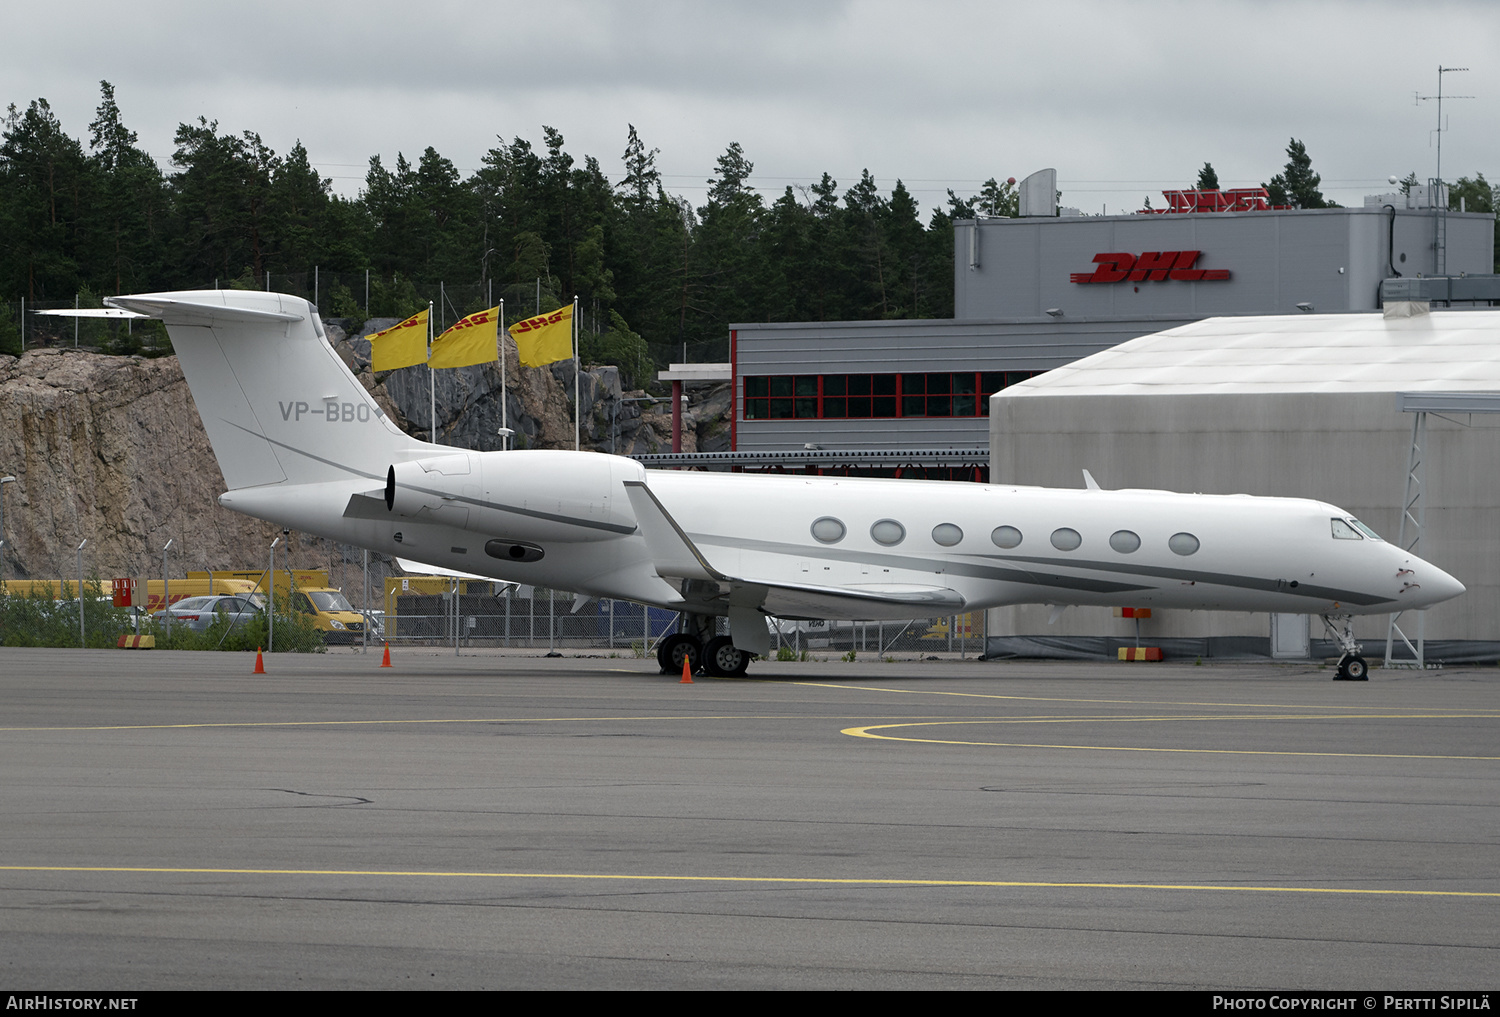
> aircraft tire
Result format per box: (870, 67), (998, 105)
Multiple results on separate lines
(1344, 655), (1369, 681)
(657, 634), (700, 675)
(703, 636), (750, 677)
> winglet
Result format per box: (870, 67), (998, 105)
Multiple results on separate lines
(621, 481), (724, 582)
(1082, 469), (1102, 491)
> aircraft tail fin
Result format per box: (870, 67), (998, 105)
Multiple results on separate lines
(109, 290), (429, 490)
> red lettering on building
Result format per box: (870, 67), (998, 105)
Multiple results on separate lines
(1071, 250), (1230, 284)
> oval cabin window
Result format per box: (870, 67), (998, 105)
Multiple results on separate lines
(1168, 532), (1200, 556)
(810, 517), (846, 544)
(991, 525), (1023, 549)
(932, 523), (963, 546)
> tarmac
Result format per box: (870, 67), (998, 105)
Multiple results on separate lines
(0, 645), (1496, 990)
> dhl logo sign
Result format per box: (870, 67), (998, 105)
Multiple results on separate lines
(511, 305), (573, 333)
(1070, 251), (1230, 284)
(452, 310), (493, 329)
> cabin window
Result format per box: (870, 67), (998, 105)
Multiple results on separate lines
(1109, 530), (1141, 553)
(1168, 532), (1200, 556)
(1330, 518), (1362, 540)
(871, 519), (906, 546)
(1050, 527), (1082, 551)
(991, 525), (1023, 549)
(932, 523), (963, 546)
(810, 517), (846, 544)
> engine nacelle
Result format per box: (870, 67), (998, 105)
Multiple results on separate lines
(386, 450), (644, 542)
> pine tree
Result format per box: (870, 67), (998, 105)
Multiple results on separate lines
(1196, 162), (1219, 190)
(1264, 139), (1332, 209)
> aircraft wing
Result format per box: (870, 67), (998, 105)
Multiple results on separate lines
(621, 480), (965, 618)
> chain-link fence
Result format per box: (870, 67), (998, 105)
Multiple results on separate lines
(382, 582), (984, 657)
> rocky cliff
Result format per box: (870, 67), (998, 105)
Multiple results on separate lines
(0, 326), (729, 599)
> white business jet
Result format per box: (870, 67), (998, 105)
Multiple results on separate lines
(106, 290), (1464, 681)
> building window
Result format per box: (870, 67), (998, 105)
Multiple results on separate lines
(742, 371), (1042, 420)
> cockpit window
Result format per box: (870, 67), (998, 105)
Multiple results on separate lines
(1330, 518), (1362, 540)
(1348, 518), (1383, 542)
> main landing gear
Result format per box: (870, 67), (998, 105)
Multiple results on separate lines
(1320, 614), (1369, 682)
(656, 615), (753, 677)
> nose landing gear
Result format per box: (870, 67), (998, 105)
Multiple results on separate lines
(1321, 614), (1369, 681)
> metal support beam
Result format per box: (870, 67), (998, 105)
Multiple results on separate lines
(1385, 411), (1427, 669)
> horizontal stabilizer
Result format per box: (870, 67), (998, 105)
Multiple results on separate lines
(106, 295), (303, 326)
(32, 307), (146, 319)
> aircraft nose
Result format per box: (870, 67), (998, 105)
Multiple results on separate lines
(1397, 557), (1465, 608)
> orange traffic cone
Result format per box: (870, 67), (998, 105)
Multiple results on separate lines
(680, 654), (694, 684)
(380, 642), (392, 668)
(254, 647), (265, 674)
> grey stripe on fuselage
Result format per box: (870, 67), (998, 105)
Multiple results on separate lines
(688, 534), (1151, 596)
(986, 553), (1391, 607)
(689, 533), (1389, 605)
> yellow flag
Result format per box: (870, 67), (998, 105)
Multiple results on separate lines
(367, 309), (429, 371)
(510, 304), (574, 368)
(430, 306), (499, 369)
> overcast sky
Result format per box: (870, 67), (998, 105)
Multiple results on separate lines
(6, 0), (1499, 217)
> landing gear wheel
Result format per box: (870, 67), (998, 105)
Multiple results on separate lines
(1338, 657), (1374, 681)
(702, 635), (751, 677)
(1322, 615), (1367, 683)
(657, 634), (700, 676)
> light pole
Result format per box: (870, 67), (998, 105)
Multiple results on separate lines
(269, 535), (281, 653)
(76, 539), (87, 647)
(161, 538), (173, 638)
(0, 475), (16, 583)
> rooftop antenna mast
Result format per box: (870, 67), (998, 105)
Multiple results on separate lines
(1415, 65), (1473, 190)
(1414, 65), (1473, 275)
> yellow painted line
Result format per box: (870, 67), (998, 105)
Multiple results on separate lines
(856, 712), (1500, 725)
(843, 721), (1500, 760)
(0, 714), (802, 733)
(794, 680), (1500, 715)
(1, 864), (1496, 899)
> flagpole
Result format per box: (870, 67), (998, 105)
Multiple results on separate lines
(572, 295), (580, 451)
(428, 300), (436, 444)
(499, 298), (508, 451)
